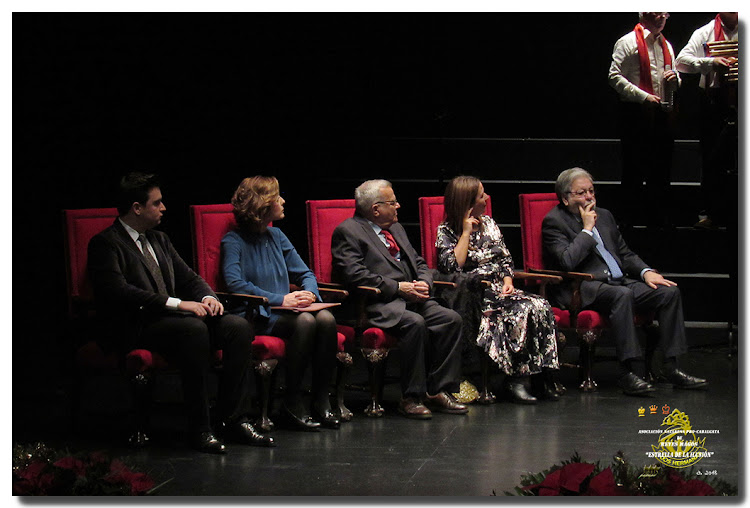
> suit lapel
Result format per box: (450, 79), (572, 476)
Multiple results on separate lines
(112, 220), (171, 294)
(354, 216), (402, 271)
(560, 208), (609, 265)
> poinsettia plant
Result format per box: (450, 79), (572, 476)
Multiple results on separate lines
(501, 451), (737, 496)
(13, 442), (157, 496)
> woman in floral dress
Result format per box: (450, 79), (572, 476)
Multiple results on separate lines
(436, 176), (560, 404)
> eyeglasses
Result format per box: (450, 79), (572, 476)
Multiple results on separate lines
(375, 200), (399, 206)
(568, 188), (595, 197)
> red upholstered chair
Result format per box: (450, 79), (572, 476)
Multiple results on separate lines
(306, 199), (399, 417)
(518, 193), (654, 391)
(417, 196), (563, 402)
(63, 208), (186, 447)
(190, 204), (351, 428)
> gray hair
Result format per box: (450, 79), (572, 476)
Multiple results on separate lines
(555, 167), (594, 203)
(354, 179), (392, 216)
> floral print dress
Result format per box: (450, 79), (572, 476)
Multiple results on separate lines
(436, 215), (559, 376)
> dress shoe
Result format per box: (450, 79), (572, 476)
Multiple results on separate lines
(617, 372), (656, 396)
(507, 381), (537, 404)
(424, 391), (469, 414)
(657, 369), (708, 390)
(531, 374), (560, 401)
(226, 421), (275, 447)
(191, 432), (227, 455)
(279, 405), (321, 432)
(535, 383), (560, 401)
(397, 397), (432, 419)
(311, 406), (341, 429)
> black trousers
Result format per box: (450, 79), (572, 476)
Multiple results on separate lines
(386, 299), (463, 397)
(618, 101), (675, 226)
(586, 279), (687, 362)
(141, 313), (254, 433)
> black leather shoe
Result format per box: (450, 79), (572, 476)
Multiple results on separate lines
(618, 372), (656, 396)
(191, 432), (227, 454)
(311, 407), (341, 429)
(507, 382), (537, 404)
(280, 405), (321, 432)
(657, 369), (709, 390)
(537, 383), (560, 401)
(226, 421), (275, 447)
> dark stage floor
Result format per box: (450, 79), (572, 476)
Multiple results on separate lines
(13, 342), (740, 497)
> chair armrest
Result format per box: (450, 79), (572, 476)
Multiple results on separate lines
(514, 271), (563, 283)
(433, 280), (457, 289)
(528, 268), (594, 281)
(215, 291), (269, 307)
(319, 287), (349, 303)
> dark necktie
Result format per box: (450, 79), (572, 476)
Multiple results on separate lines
(381, 229), (400, 258)
(138, 234), (169, 295)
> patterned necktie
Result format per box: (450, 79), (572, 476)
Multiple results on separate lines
(138, 234), (169, 295)
(591, 228), (624, 280)
(381, 229), (400, 258)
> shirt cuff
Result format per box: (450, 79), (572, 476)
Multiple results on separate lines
(582, 229), (593, 236)
(166, 297), (181, 310)
(640, 268), (654, 280)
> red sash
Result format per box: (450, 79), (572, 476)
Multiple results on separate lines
(713, 14), (726, 41)
(634, 23), (673, 94)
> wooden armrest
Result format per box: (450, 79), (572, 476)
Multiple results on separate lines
(528, 268), (594, 281)
(354, 285), (381, 296)
(434, 280), (457, 289)
(318, 282), (346, 290)
(319, 287), (349, 302)
(514, 271), (563, 283)
(215, 291), (269, 307)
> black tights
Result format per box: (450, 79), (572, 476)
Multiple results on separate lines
(268, 309), (338, 415)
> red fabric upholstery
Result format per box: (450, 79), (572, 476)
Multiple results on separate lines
(336, 325), (355, 351)
(576, 310), (606, 330)
(417, 195), (492, 270)
(251, 335), (287, 360)
(361, 327), (399, 350)
(305, 199), (357, 283)
(552, 307), (570, 328)
(518, 193), (558, 272)
(190, 204), (285, 360)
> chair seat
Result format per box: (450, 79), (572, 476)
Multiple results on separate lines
(336, 325), (355, 351)
(251, 336), (286, 361)
(553, 308), (654, 330)
(361, 327), (398, 350)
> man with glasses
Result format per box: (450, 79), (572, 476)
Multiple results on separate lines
(542, 168), (707, 396)
(331, 179), (467, 419)
(608, 12), (680, 232)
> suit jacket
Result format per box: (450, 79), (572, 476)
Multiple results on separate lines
(87, 219), (216, 352)
(331, 215), (433, 329)
(542, 204), (648, 309)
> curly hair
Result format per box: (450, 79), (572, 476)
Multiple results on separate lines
(230, 176), (280, 232)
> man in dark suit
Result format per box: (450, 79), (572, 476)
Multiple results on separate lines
(87, 172), (274, 453)
(542, 167), (707, 395)
(331, 179), (467, 419)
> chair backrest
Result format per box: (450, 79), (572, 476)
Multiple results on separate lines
(63, 208), (119, 315)
(518, 193), (559, 272)
(305, 199), (356, 283)
(190, 203), (236, 291)
(417, 195), (492, 270)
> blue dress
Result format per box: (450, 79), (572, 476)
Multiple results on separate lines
(221, 227), (321, 334)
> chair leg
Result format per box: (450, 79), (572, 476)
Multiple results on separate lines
(128, 372), (153, 447)
(362, 348), (387, 417)
(578, 330), (599, 392)
(476, 351), (496, 405)
(253, 359), (278, 432)
(335, 352), (353, 422)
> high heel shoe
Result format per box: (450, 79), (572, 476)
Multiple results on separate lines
(311, 406), (340, 429)
(279, 404), (321, 432)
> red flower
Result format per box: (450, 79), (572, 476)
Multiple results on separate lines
(523, 462), (596, 495)
(53, 456), (87, 477)
(584, 467), (626, 496)
(104, 459), (154, 495)
(665, 472), (715, 496)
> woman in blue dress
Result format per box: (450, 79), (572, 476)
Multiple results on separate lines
(222, 176), (340, 430)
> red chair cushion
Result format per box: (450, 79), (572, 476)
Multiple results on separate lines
(518, 193), (558, 272)
(305, 200), (357, 283)
(552, 307), (570, 328)
(251, 335), (286, 361)
(361, 327), (398, 350)
(576, 310), (606, 329)
(336, 325), (355, 351)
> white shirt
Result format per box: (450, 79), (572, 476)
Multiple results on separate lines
(609, 26), (680, 103)
(676, 18), (738, 89)
(118, 218), (182, 310)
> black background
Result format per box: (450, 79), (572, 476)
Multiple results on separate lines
(13, 12), (716, 357)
